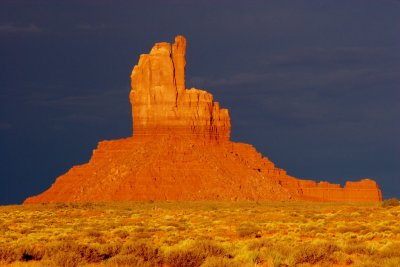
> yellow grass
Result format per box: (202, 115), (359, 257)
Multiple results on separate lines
(0, 201), (399, 266)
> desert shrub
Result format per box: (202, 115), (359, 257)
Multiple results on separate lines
(46, 241), (105, 263)
(134, 226), (145, 233)
(252, 241), (293, 267)
(345, 257), (354, 265)
(166, 240), (226, 267)
(79, 244), (106, 262)
(134, 231), (154, 239)
(193, 240), (226, 257)
(101, 242), (122, 258)
(120, 240), (163, 265)
(52, 251), (82, 267)
(293, 242), (339, 265)
(167, 249), (209, 267)
(86, 229), (103, 238)
(0, 243), (47, 263)
(106, 254), (152, 267)
(0, 245), (20, 263)
(382, 198), (400, 208)
(4, 202), (400, 266)
(200, 256), (239, 267)
(80, 202), (96, 209)
(376, 225), (392, 232)
(300, 224), (319, 233)
(248, 238), (274, 250)
(113, 229), (130, 239)
(45, 241), (74, 256)
(337, 224), (365, 233)
(380, 257), (400, 267)
(55, 202), (68, 209)
(354, 261), (384, 267)
(166, 221), (181, 228)
(344, 243), (374, 255)
(19, 244), (46, 261)
(378, 242), (400, 258)
(257, 248), (289, 267)
(236, 223), (261, 238)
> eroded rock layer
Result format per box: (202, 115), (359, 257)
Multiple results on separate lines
(130, 36), (230, 141)
(24, 36), (382, 203)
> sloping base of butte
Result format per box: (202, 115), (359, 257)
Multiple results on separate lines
(25, 36), (382, 203)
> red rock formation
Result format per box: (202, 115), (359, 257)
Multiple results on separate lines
(130, 36), (230, 141)
(24, 36), (382, 204)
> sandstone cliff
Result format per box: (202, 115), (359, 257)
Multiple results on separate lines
(130, 36), (230, 141)
(24, 36), (382, 203)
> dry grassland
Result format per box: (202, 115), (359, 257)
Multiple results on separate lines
(0, 201), (399, 266)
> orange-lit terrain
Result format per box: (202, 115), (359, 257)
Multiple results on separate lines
(24, 36), (382, 204)
(2, 0), (399, 265)
(0, 36), (397, 267)
(0, 201), (399, 266)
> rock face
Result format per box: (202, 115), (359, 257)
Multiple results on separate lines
(24, 36), (382, 204)
(130, 36), (230, 141)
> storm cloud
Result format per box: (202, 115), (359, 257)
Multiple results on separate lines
(0, 0), (399, 204)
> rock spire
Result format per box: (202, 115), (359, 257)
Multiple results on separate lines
(24, 36), (382, 204)
(130, 35), (230, 141)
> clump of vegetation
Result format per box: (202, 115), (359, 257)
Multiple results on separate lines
(248, 238), (274, 250)
(293, 242), (339, 265)
(52, 251), (83, 267)
(0, 201), (399, 266)
(344, 242), (374, 255)
(0, 244), (23, 263)
(236, 223), (261, 238)
(378, 242), (400, 258)
(382, 198), (400, 208)
(166, 240), (226, 267)
(201, 256), (240, 267)
(107, 254), (153, 267)
(120, 240), (163, 265)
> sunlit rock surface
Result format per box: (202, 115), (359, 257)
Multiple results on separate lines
(24, 36), (382, 203)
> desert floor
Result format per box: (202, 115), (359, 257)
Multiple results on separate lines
(0, 201), (399, 266)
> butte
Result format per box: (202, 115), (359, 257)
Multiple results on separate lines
(24, 36), (382, 203)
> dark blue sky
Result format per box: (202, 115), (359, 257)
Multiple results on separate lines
(0, 1), (399, 204)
